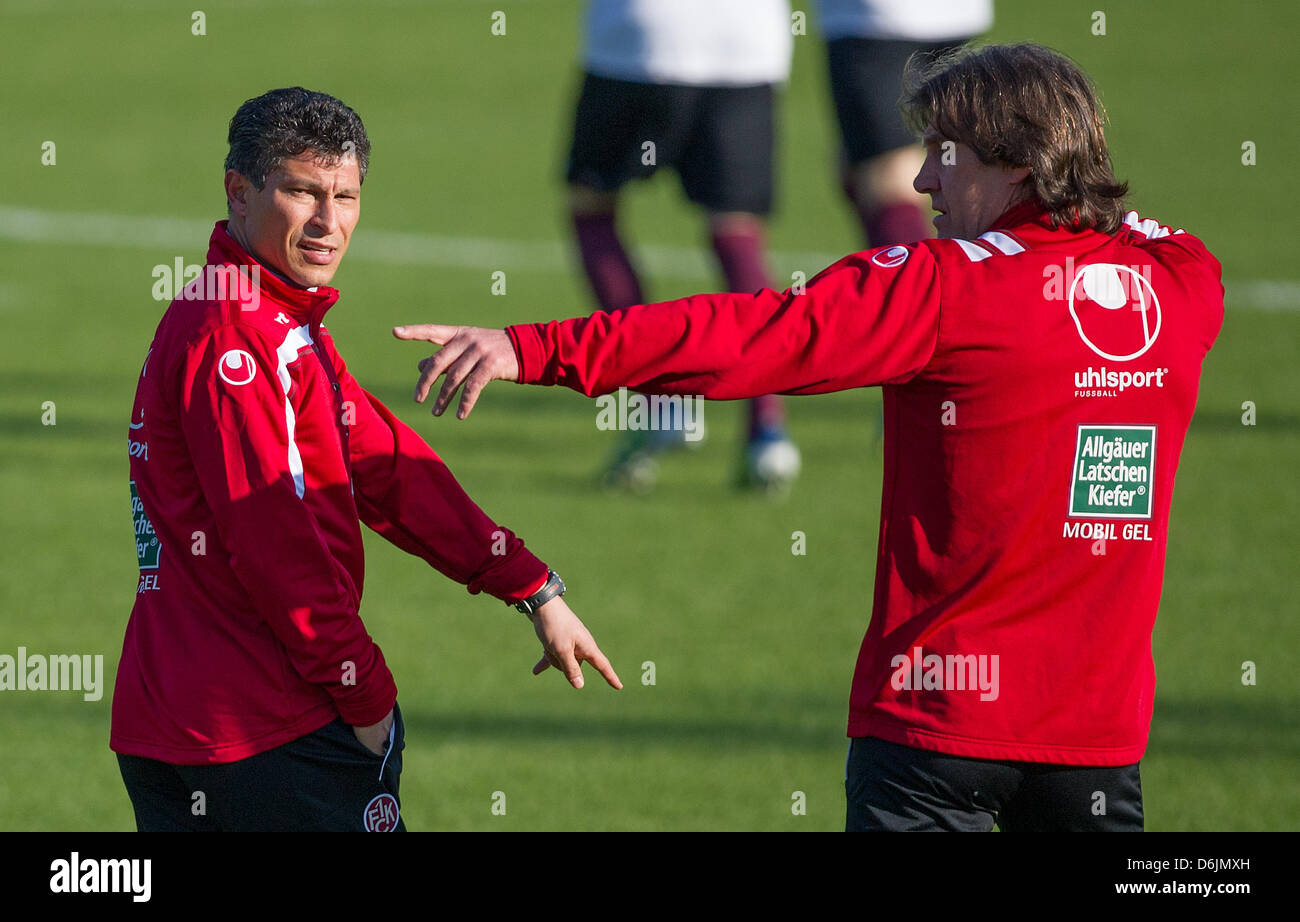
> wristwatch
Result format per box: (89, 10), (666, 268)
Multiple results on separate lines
(514, 569), (565, 618)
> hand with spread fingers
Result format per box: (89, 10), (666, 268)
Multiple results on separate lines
(527, 596), (622, 691)
(393, 324), (518, 419)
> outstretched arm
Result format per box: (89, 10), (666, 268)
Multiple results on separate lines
(393, 242), (943, 418)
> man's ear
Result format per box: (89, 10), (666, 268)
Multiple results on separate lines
(224, 169), (250, 217)
(1004, 164), (1032, 187)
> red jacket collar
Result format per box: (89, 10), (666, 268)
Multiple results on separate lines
(988, 199), (1054, 233)
(986, 198), (1109, 250)
(207, 221), (339, 323)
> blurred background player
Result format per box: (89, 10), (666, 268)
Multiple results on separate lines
(820, 0), (991, 444)
(820, 0), (992, 248)
(565, 0), (800, 493)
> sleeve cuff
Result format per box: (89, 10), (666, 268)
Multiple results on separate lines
(331, 650), (398, 726)
(520, 571), (550, 599)
(467, 546), (550, 605)
(506, 323), (546, 385)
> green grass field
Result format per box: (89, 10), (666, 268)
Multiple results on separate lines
(1, 0), (1296, 831)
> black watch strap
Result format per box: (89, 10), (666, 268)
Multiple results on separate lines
(515, 569), (565, 617)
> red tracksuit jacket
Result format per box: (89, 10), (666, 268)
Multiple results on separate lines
(114, 222), (548, 764)
(507, 201), (1223, 765)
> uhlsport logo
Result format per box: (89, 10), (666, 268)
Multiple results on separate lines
(363, 793), (400, 831)
(217, 349), (257, 386)
(1068, 262), (1161, 361)
(871, 245), (909, 268)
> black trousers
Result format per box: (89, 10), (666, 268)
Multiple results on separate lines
(117, 702), (406, 831)
(845, 736), (1143, 832)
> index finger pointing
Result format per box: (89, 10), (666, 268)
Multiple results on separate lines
(586, 648), (623, 690)
(393, 323), (459, 345)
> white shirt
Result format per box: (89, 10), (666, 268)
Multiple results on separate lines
(817, 0), (993, 41)
(583, 0), (793, 86)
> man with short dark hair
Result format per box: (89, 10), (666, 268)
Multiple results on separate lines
(113, 87), (621, 832)
(395, 44), (1224, 831)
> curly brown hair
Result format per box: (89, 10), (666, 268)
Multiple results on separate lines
(900, 43), (1129, 233)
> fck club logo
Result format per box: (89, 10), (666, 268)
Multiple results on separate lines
(1067, 263), (1162, 361)
(217, 349), (257, 386)
(363, 793), (399, 832)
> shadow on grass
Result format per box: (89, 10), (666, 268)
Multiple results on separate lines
(21, 688), (1293, 766)
(402, 702), (845, 754)
(1148, 694), (1298, 758)
(398, 693), (1300, 760)
(1188, 408), (1300, 432)
(0, 412), (129, 443)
